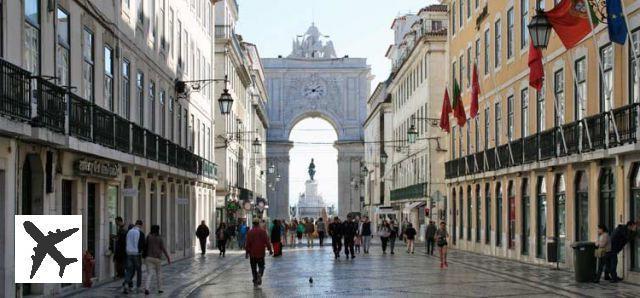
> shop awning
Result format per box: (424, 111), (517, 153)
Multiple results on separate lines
(402, 201), (426, 214)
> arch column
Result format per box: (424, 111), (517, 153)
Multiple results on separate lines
(266, 141), (293, 219)
(335, 141), (364, 218)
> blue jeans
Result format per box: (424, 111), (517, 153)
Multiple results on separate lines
(124, 255), (142, 288)
(238, 234), (246, 248)
(607, 251), (619, 280)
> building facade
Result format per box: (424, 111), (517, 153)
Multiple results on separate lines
(0, 0), (218, 296)
(443, 0), (640, 281)
(365, 5), (448, 234)
(214, 0), (268, 228)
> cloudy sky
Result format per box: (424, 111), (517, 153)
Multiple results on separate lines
(237, 0), (438, 207)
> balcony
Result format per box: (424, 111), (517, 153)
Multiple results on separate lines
(145, 130), (157, 160)
(33, 78), (66, 133)
(93, 104), (115, 148)
(68, 93), (91, 140)
(445, 103), (640, 180)
(115, 116), (130, 153)
(131, 124), (145, 156)
(157, 138), (168, 164)
(390, 182), (427, 201)
(0, 59), (31, 121)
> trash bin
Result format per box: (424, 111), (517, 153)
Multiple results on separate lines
(571, 241), (596, 282)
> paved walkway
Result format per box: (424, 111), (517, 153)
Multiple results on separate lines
(67, 241), (640, 297)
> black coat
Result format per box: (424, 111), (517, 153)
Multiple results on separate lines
(610, 225), (632, 254)
(342, 221), (358, 238)
(328, 222), (343, 238)
(114, 226), (127, 260)
(361, 222), (372, 236)
(196, 224), (210, 239)
(271, 225), (281, 243)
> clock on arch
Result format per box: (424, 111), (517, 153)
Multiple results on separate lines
(302, 79), (327, 99)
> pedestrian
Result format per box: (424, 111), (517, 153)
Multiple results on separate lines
(389, 220), (399, 254)
(328, 217), (343, 259)
(316, 217), (326, 246)
(216, 222), (229, 257)
(378, 220), (391, 254)
(360, 216), (372, 254)
(435, 221), (450, 268)
(144, 225), (171, 295)
(296, 220), (305, 244)
(226, 222), (236, 250)
(425, 221), (437, 256)
(305, 218), (315, 247)
(238, 219), (248, 249)
(343, 215), (358, 259)
(113, 216), (127, 278)
(401, 219), (409, 243)
(123, 220), (145, 294)
(607, 221), (637, 282)
(289, 219), (298, 247)
(246, 219), (273, 287)
(593, 224), (611, 283)
(405, 223), (417, 254)
(195, 220), (210, 255)
(270, 219), (282, 257)
(281, 220), (288, 247)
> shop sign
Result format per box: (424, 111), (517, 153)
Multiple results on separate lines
(122, 188), (138, 197)
(75, 159), (120, 178)
(177, 197), (189, 205)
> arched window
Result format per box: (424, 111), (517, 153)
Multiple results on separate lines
(536, 176), (547, 259)
(459, 187), (464, 240)
(452, 188), (457, 244)
(467, 186), (472, 241)
(599, 168), (615, 232)
(630, 164), (640, 271)
(476, 185), (482, 243)
(575, 171), (589, 241)
(522, 178), (530, 255)
(485, 183), (491, 244)
(554, 174), (566, 263)
(496, 182), (503, 247)
(508, 181), (516, 249)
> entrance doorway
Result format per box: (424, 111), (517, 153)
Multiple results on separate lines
(21, 154), (44, 215)
(87, 183), (97, 263)
(599, 168), (615, 233)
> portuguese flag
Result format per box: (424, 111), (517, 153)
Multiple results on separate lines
(439, 88), (452, 133)
(452, 79), (466, 127)
(545, 0), (593, 49)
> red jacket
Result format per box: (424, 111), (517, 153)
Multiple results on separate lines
(246, 227), (272, 258)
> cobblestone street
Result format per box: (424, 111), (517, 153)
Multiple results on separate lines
(66, 240), (640, 297)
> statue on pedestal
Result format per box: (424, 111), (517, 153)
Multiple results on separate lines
(308, 158), (316, 181)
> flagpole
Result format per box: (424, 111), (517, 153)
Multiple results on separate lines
(620, 0), (640, 105)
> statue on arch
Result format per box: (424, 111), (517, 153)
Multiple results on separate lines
(308, 158), (316, 181)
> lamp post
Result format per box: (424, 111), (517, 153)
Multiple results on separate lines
(380, 150), (388, 164)
(407, 124), (419, 144)
(528, 10), (552, 49)
(252, 138), (262, 154)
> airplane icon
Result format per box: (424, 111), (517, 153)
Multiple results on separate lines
(23, 221), (79, 279)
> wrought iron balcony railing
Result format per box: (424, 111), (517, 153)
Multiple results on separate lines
(131, 124), (146, 157)
(115, 116), (130, 153)
(33, 78), (66, 133)
(68, 93), (92, 140)
(93, 104), (115, 148)
(0, 59), (31, 121)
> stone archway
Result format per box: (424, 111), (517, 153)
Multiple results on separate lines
(263, 24), (371, 219)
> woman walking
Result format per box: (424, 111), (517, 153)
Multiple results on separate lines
(593, 224), (611, 283)
(435, 221), (450, 268)
(378, 221), (391, 254)
(296, 220), (305, 245)
(216, 223), (229, 257)
(405, 223), (417, 254)
(389, 220), (399, 254)
(144, 225), (171, 295)
(271, 219), (283, 257)
(289, 219), (298, 247)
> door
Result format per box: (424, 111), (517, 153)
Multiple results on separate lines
(599, 168), (615, 232)
(87, 183), (97, 273)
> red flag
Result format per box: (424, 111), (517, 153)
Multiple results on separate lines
(545, 0), (593, 49)
(470, 64), (480, 118)
(452, 79), (466, 127)
(528, 43), (544, 91)
(439, 88), (452, 133)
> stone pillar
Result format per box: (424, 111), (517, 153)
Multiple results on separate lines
(266, 142), (293, 220)
(335, 141), (364, 218)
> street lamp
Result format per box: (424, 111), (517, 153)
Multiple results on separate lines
(218, 88), (233, 115)
(407, 124), (418, 144)
(361, 165), (368, 176)
(276, 173), (281, 182)
(252, 138), (262, 154)
(528, 10), (552, 49)
(268, 163), (275, 174)
(380, 150), (388, 164)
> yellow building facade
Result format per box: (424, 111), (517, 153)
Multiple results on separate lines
(443, 0), (640, 280)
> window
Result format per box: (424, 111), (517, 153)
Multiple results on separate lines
(122, 59), (131, 119)
(137, 71), (144, 125)
(475, 39), (481, 69)
(484, 106), (490, 148)
(630, 30), (639, 104)
(452, 3), (456, 34)
(508, 181), (516, 249)
(537, 85), (545, 132)
(485, 184), (491, 244)
(160, 90), (165, 136)
(495, 19), (502, 67)
(495, 102), (502, 145)
(184, 30), (189, 73)
(452, 128), (456, 158)
(467, 186), (472, 241)
(150, 0), (156, 41)
(169, 96), (174, 141)
(599, 168), (615, 236)
(630, 165), (640, 270)
(149, 81), (156, 131)
(459, 55), (464, 91)
(56, 8), (70, 87)
(432, 20), (443, 31)
(536, 176), (547, 259)
(467, 0), (471, 19)
(467, 47), (472, 87)
(521, 0), (529, 49)
(476, 185), (481, 243)
(496, 182), (503, 247)
(600, 44), (613, 112)
(484, 29), (490, 75)
(522, 178), (530, 255)
(452, 61), (457, 88)
(453, 189), (458, 243)
(169, 9), (174, 56)
(82, 29), (94, 102)
(554, 69), (565, 125)
(521, 88), (529, 137)
(459, 187), (464, 240)
(136, 0), (143, 25)
(507, 8), (514, 59)
(177, 104), (182, 144)
(573, 59), (587, 122)
(507, 96), (514, 141)
(575, 171), (589, 241)
(160, 1), (165, 50)
(24, 0), (40, 74)
(466, 118), (471, 154)
(104, 46), (114, 110)
(178, 20), (183, 66)
(554, 174), (566, 263)
(475, 118), (480, 154)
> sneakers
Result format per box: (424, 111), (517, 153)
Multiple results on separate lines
(257, 276), (262, 285)
(144, 289), (150, 295)
(391, 251), (395, 255)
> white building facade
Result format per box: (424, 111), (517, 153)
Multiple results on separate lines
(0, 0), (218, 295)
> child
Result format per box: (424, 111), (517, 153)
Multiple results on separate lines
(354, 235), (362, 254)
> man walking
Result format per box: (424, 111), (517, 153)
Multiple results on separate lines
(425, 221), (437, 256)
(238, 219), (248, 249)
(123, 220), (145, 294)
(316, 217), (326, 246)
(113, 216), (127, 278)
(328, 217), (343, 259)
(195, 220), (210, 255)
(608, 221), (637, 282)
(305, 218), (315, 247)
(246, 219), (273, 287)
(343, 215), (358, 259)
(360, 216), (372, 254)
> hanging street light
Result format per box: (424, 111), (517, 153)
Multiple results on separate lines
(268, 163), (275, 174)
(407, 124), (418, 144)
(252, 138), (262, 154)
(218, 88), (233, 115)
(380, 150), (388, 164)
(361, 165), (368, 176)
(276, 173), (281, 182)
(528, 10), (552, 49)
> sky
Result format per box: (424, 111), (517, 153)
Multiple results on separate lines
(236, 0), (438, 208)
